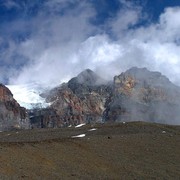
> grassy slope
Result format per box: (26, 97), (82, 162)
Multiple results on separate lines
(0, 122), (180, 180)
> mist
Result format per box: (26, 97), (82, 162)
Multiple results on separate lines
(0, 0), (180, 87)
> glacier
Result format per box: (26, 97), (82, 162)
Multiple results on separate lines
(7, 83), (51, 109)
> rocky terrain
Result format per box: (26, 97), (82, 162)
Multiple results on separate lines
(105, 67), (180, 124)
(1, 67), (180, 130)
(31, 69), (113, 128)
(0, 84), (29, 131)
(29, 67), (180, 128)
(0, 122), (179, 179)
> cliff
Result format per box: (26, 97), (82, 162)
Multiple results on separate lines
(0, 84), (30, 131)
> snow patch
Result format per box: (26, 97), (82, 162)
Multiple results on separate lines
(72, 134), (86, 138)
(75, 123), (86, 128)
(88, 128), (97, 131)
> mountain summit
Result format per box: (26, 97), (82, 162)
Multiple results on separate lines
(105, 67), (180, 124)
(4, 67), (180, 129)
(68, 69), (106, 86)
(67, 69), (108, 96)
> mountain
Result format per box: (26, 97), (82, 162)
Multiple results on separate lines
(69, 69), (105, 86)
(104, 67), (180, 124)
(0, 84), (30, 131)
(37, 69), (112, 128)
(5, 67), (180, 129)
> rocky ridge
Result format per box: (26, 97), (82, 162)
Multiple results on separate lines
(32, 69), (112, 128)
(29, 67), (180, 128)
(1, 67), (180, 130)
(105, 67), (180, 124)
(0, 84), (30, 131)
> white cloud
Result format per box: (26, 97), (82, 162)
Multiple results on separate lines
(2, 0), (20, 9)
(2, 1), (180, 87)
(159, 7), (180, 43)
(8, 0), (96, 85)
(109, 3), (142, 36)
(79, 35), (123, 64)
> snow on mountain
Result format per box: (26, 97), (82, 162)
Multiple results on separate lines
(72, 134), (86, 138)
(75, 123), (86, 128)
(7, 83), (51, 109)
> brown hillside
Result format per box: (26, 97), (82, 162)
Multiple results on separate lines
(0, 122), (179, 179)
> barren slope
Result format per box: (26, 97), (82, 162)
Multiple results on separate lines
(0, 122), (179, 179)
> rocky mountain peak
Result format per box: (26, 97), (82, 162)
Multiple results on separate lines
(122, 67), (179, 99)
(67, 69), (108, 96)
(122, 67), (171, 87)
(68, 69), (105, 87)
(104, 67), (180, 124)
(7, 67), (180, 129)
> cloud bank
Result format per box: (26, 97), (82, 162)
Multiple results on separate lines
(0, 0), (180, 86)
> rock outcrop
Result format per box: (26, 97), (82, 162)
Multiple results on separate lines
(0, 84), (30, 131)
(105, 67), (180, 124)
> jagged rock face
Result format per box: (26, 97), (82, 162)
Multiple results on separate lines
(0, 84), (30, 131)
(105, 67), (180, 124)
(36, 69), (112, 127)
(68, 69), (107, 95)
(30, 67), (180, 127)
(29, 108), (60, 128)
(52, 71), (111, 126)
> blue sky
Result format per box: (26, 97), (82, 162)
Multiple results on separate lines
(0, 0), (180, 85)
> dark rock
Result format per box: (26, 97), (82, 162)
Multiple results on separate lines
(29, 108), (61, 128)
